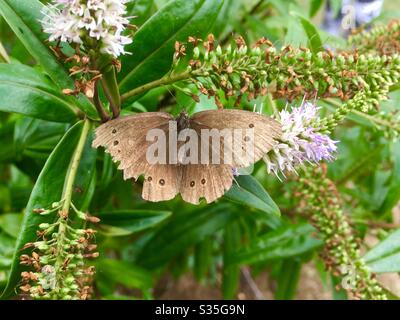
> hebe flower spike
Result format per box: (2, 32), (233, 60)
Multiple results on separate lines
(41, 0), (133, 58)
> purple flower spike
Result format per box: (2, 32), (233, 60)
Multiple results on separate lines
(264, 102), (338, 178)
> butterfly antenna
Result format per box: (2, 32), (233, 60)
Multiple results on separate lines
(166, 85), (187, 113)
(284, 101), (289, 111)
(301, 93), (306, 108)
(312, 90), (318, 106)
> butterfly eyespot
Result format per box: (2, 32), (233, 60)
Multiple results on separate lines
(201, 179), (206, 185)
(113, 140), (119, 146)
(249, 123), (254, 128)
(244, 136), (251, 142)
(147, 176), (152, 182)
(190, 181), (195, 187)
(159, 179), (165, 186)
(112, 129), (117, 134)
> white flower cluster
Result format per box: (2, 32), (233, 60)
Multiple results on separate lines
(264, 102), (338, 179)
(41, 0), (133, 58)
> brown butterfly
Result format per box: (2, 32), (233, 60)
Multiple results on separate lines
(92, 109), (281, 204)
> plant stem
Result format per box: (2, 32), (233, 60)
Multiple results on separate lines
(92, 82), (110, 122)
(101, 78), (120, 118)
(120, 71), (193, 102)
(62, 119), (91, 214)
(55, 119), (91, 292)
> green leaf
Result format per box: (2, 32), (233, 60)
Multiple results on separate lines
(364, 229), (400, 273)
(0, 121), (92, 299)
(291, 12), (323, 53)
(0, 232), (15, 269)
(193, 237), (213, 281)
(211, 0), (241, 36)
(227, 223), (322, 265)
(224, 175), (280, 217)
(0, 63), (78, 122)
(119, 0), (224, 95)
(137, 204), (236, 268)
(96, 259), (153, 291)
(126, 0), (156, 26)
(0, 213), (23, 238)
(222, 222), (240, 299)
(274, 259), (302, 300)
(330, 0), (343, 19)
(0, 0), (96, 116)
(0, 0), (70, 88)
(378, 142), (400, 214)
(13, 118), (69, 159)
(97, 210), (172, 236)
(309, 0), (325, 18)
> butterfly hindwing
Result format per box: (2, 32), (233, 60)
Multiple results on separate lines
(179, 164), (233, 204)
(142, 164), (180, 202)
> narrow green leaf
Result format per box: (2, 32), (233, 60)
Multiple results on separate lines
(0, 121), (94, 299)
(309, 0), (325, 18)
(367, 253), (400, 274)
(364, 229), (400, 263)
(222, 222), (240, 299)
(0, 64), (78, 122)
(97, 210), (172, 236)
(378, 142), (400, 214)
(96, 259), (153, 290)
(0, 213), (22, 238)
(138, 204), (236, 268)
(0, 0), (70, 88)
(193, 237), (213, 281)
(211, 0), (241, 36)
(228, 223), (322, 265)
(291, 12), (323, 53)
(0, 232), (15, 269)
(330, 0), (343, 18)
(224, 175), (280, 216)
(119, 0), (224, 95)
(13, 118), (68, 161)
(126, 0), (156, 26)
(364, 229), (400, 273)
(0, 0), (96, 116)
(274, 259), (302, 300)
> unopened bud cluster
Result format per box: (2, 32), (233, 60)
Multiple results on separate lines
(349, 20), (400, 56)
(312, 87), (390, 134)
(374, 111), (400, 140)
(19, 201), (99, 300)
(297, 166), (387, 300)
(178, 35), (399, 126)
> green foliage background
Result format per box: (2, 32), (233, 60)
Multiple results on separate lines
(0, 0), (400, 300)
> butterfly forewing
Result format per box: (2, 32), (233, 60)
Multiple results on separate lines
(191, 109), (281, 168)
(92, 112), (173, 179)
